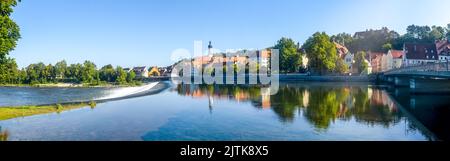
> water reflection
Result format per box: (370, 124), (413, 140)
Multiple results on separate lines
(175, 83), (420, 132)
(0, 126), (8, 141)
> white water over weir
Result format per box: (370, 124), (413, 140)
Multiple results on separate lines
(95, 82), (159, 101)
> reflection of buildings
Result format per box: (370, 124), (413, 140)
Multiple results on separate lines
(176, 84), (405, 130)
(371, 89), (397, 112)
(302, 90), (309, 108)
(176, 84), (271, 110)
(261, 88), (271, 109)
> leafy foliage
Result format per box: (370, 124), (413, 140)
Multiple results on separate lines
(302, 32), (337, 75)
(353, 51), (368, 74)
(392, 24), (449, 49)
(273, 37), (302, 73)
(349, 27), (399, 53)
(0, 0), (20, 61)
(1, 60), (139, 85)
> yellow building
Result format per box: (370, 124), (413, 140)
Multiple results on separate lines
(148, 66), (161, 77)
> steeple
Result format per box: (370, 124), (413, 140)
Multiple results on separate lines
(208, 41), (213, 49)
(208, 41), (213, 55)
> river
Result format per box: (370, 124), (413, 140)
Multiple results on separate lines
(0, 81), (448, 141)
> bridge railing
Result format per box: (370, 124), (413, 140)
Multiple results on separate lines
(384, 61), (450, 75)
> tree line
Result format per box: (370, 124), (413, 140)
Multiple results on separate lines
(274, 24), (450, 75)
(0, 59), (139, 85)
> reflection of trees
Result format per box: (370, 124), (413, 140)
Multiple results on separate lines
(351, 88), (401, 128)
(303, 87), (349, 128)
(0, 126), (8, 141)
(175, 84), (401, 130)
(270, 86), (304, 122)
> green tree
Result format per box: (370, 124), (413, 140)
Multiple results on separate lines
(99, 64), (116, 82)
(382, 43), (392, 52)
(430, 25), (446, 41)
(334, 59), (348, 75)
(353, 51), (368, 74)
(302, 32), (337, 75)
(17, 68), (26, 84)
(0, 58), (19, 84)
(115, 66), (127, 84)
(54, 60), (67, 79)
(45, 64), (56, 82)
(446, 23), (450, 39)
(126, 70), (136, 83)
(273, 37), (301, 73)
(81, 61), (97, 83)
(67, 63), (83, 82)
(0, 0), (21, 61)
(36, 62), (47, 83)
(331, 33), (353, 46)
(351, 27), (399, 53)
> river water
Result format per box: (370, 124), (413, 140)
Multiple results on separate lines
(0, 81), (448, 141)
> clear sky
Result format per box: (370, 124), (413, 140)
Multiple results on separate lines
(9, 0), (450, 68)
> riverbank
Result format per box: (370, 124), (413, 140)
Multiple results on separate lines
(0, 102), (93, 121)
(279, 74), (372, 82)
(0, 82), (170, 121)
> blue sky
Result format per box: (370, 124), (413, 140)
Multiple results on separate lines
(10, 0), (450, 68)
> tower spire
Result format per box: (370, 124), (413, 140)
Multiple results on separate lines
(208, 41), (213, 55)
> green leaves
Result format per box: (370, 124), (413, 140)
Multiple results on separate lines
(303, 32), (337, 75)
(115, 66), (127, 84)
(353, 51), (368, 74)
(0, 0), (20, 60)
(274, 37), (301, 73)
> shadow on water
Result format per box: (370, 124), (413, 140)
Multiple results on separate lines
(150, 82), (440, 140)
(386, 86), (450, 141)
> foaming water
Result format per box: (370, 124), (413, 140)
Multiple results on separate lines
(95, 82), (159, 101)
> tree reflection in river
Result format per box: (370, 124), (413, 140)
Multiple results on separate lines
(175, 83), (403, 130)
(0, 126), (8, 141)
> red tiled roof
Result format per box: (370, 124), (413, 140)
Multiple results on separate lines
(334, 42), (349, 57)
(436, 40), (450, 55)
(404, 43), (438, 60)
(367, 52), (384, 61)
(390, 50), (403, 59)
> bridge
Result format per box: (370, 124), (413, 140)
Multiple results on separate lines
(384, 61), (450, 78)
(379, 62), (450, 93)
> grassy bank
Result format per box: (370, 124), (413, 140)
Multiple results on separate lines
(0, 102), (96, 121)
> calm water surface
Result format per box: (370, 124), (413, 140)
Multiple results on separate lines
(1, 81), (448, 141)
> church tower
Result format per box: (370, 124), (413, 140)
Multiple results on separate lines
(208, 41), (213, 55)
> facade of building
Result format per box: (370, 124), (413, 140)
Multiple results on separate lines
(436, 40), (450, 62)
(387, 50), (404, 69)
(148, 66), (160, 77)
(380, 52), (391, 72)
(259, 49), (271, 67)
(335, 42), (353, 73)
(132, 66), (149, 78)
(343, 53), (354, 72)
(368, 52), (384, 73)
(403, 43), (439, 66)
(365, 59), (372, 75)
